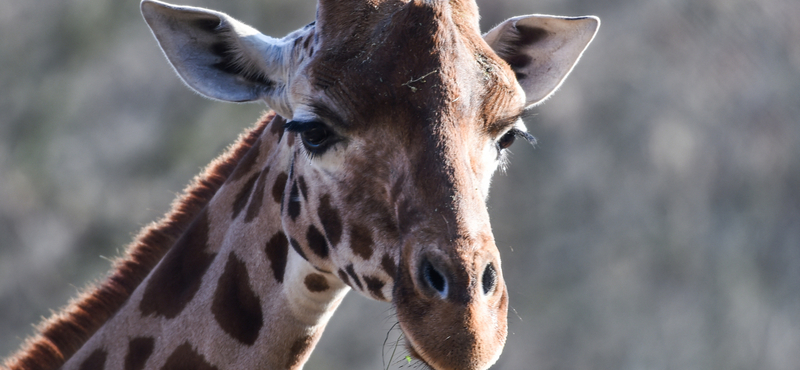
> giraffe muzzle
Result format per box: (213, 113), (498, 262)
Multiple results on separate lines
(394, 243), (509, 370)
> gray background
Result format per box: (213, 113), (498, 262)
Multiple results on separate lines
(1, 0), (799, 369)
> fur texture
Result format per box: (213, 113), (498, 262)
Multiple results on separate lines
(2, 113), (274, 370)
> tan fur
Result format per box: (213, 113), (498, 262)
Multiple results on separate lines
(4, 0), (597, 368)
(2, 113), (273, 370)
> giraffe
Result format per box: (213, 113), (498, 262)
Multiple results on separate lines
(3, 0), (598, 369)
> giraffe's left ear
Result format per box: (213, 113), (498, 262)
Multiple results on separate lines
(141, 0), (297, 116)
(484, 15), (599, 107)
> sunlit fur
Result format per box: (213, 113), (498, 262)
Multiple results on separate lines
(4, 0), (597, 369)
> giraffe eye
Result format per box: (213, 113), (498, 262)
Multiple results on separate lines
(285, 120), (338, 156)
(301, 124), (331, 148)
(497, 131), (516, 150)
(496, 128), (536, 151)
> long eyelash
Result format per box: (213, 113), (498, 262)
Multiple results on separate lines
(284, 121), (316, 159)
(301, 150), (319, 161)
(285, 120), (342, 160)
(512, 129), (537, 147)
(283, 120), (317, 133)
(499, 150), (511, 173)
(497, 129), (536, 173)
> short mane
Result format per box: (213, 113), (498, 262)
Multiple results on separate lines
(2, 113), (275, 370)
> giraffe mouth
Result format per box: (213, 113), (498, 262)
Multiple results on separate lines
(403, 339), (434, 369)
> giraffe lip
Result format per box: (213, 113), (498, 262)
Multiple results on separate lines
(402, 334), (437, 370)
(404, 342), (432, 369)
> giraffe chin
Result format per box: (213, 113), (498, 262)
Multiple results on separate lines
(393, 266), (509, 370)
(403, 343), (429, 368)
(399, 318), (506, 370)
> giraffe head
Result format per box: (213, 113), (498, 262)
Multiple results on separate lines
(142, 0), (597, 368)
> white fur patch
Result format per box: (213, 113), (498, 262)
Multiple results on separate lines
(283, 249), (349, 325)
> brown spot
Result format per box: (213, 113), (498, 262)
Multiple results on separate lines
(337, 269), (350, 287)
(228, 139), (260, 182)
(161, 342), (218, 370)
(288, 182), (302, 221)
(231, 173), (259, 220)
(140, 209), (216, 319)
(347, 189), (398, 240)
(269, 115), (285, 139)
(125, 337), (155, 370)
(317, 194), (342, 247)
(272, 172), (288, 203)
(286, 131), (296, 146)
(349, 224), (374, 260)
(244, 166), (270, 222)
(3, 115), (271, 370)
(290, 238), (308, 261)
(396, 198), (422, 235)
(297, 176), (308, 201)
(381, 254), (397, 279)
(345, 264), (363, 290)
(306, 225), (329, 259)
(285, 335), (313, 369)
(363, 275), (386, 300)
(79, 348), (107, 370)
(264, 232), (289, 283)
(304, 273), (330, 292)
(212, 253), (264, 346)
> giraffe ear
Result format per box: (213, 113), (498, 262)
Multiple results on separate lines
(141, 0), (294, 114)
(484, 15), (599, 107)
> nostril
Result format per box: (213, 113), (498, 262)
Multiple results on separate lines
(481, 263), (497, 295)
(421, 259), (448, 297)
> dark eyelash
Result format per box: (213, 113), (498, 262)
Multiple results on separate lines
(512, 129), (537, 147)
(284, 119), (341, 160)
(283, 120), (318, 133)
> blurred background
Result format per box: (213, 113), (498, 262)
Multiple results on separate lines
(1, 0), (798, 368)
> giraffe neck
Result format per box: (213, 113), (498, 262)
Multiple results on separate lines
(52, 114), (347, 370)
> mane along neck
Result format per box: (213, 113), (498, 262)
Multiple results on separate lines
(3, 113), (274, 370)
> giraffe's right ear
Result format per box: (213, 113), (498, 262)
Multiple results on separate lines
(141, 0), (295, 115)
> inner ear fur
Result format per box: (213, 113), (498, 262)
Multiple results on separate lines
(484, 15), (599, 107)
